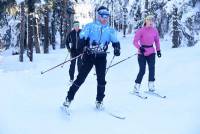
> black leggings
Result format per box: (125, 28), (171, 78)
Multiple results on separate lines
(67, 54), (107, 102)
(135, 53), (155, 84)
(69, 52), (82, 80)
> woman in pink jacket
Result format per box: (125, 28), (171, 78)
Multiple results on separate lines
(132, 15), (161, 94)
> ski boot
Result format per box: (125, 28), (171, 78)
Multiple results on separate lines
(61, 98), (71, 115)
(148, 81), (155, 92)
(95, 101), (104, 110)
(63, 98), (71, 108)
(131, 83), (140, 94)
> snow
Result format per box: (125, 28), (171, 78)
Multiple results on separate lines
(74, 3), (93, 26)
(0, 33), (200, 134)
(15, 0), (24, 5)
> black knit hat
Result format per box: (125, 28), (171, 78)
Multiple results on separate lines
(97, 6), (109, 12)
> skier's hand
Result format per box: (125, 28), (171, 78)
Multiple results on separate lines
(114, 47), (120, 56)
(139, 47), (145, 54)
(91, 41), (98, 46)
(83, 47), (91, 55)
(112, 42), (120, 56)
(157, 51), (161, 58)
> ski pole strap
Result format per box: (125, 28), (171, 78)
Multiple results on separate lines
(41, 53), (83, 75)
(106, 53), (137, 69)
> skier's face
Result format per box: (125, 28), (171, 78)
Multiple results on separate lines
(74, 25), (79, 31)
(99, 16), (109, 25)
(73, 23), (80, 31)
(98, 9), (110, 25)
(145, 18), (154, 27)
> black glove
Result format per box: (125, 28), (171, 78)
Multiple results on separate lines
(91, 41), (98, 46)
(139, 47), (145, 54)
(114, 48), (120, 56)
(112, 42), (120, 56)
(157, 51), (161, 58)
(83, 47), (91, 55)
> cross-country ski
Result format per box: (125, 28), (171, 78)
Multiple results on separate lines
(144, 91), (167, 99)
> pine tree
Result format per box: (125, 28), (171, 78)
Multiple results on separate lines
(129, 0), (142, 29)
(51, 1), (56, 50)
(33, 13), (40, 53)
(44, 4), (49, 53)
(19, 2), (25, 62)
(27, 0), (35, 61)
(172, 5), (181, 48)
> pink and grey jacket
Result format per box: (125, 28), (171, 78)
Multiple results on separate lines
(133, 26), (160, 56)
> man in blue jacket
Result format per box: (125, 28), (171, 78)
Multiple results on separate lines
(63, 6), (121, 110)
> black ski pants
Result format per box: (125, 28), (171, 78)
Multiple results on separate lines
(69, 51), (82, 81)
(67, 53), (107, 102)
(135, 53), (155, 84)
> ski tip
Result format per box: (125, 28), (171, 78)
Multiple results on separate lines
(117, 117), (126, 120)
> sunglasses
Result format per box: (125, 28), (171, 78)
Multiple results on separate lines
(100, 14), (109, 19)
(98, 9), (110, 19)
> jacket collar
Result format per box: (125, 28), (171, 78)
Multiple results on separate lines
(95, 20), (108, 27)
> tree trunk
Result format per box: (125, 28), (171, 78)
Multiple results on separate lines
(27, 0), (35, 61)
(44, 6), (49, 53)
(19, 2), (25, 62)
(172, 6), (181, 48)
(123, 7), (128, 37)
(51, 9), (56, 50)
(27, 13), (34, 61)
(33, 14), (40, 53)
(60, 0), (67, 48)
(144, 0), (149, 16)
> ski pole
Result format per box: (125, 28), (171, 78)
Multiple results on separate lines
(106, 53), (137, 70)
(61, 52), (70, 68)
(105, 55), (115, 75)
(41, 53), (84, 75)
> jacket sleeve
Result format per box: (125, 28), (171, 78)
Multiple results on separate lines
(133, 29), (142, 49)
(110, 28), (119, 43)
(66, 32), (71, 50)
(154, 28), (161, 51)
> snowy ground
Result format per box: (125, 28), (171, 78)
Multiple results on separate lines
(0, 33), (200, 134)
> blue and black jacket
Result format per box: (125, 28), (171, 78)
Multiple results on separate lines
(79, 20), (120, 53)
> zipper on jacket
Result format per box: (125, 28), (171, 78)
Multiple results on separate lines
(75, 32), (78, 49)
(98, 26), (103, 45)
